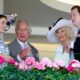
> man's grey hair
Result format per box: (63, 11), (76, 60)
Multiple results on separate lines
(15, 20), (32, 33)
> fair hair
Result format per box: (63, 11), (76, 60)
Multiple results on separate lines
(65, 27), (75, 40)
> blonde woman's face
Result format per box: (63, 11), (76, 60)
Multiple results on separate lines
(56, 27), (68, 42)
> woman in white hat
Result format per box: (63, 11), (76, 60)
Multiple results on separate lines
(47, 18), (75, 67)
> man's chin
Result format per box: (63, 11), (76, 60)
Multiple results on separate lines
(20, 39), (27, 42)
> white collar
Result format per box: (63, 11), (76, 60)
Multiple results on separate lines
(17, 38), (29, 49)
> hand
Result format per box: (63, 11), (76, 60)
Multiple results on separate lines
(19, 47), (31, 59)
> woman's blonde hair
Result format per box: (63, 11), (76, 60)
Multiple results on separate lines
(63, 27), (75, 40)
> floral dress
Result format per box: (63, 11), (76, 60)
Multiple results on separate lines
(0, 39), (9, 55)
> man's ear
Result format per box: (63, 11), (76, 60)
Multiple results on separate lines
(28, 32), (31, 37)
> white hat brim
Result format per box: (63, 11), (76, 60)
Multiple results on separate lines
(47, 19), (73, 42)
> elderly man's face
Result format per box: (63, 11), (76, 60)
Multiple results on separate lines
(16, 22), (30, 42)
(71, 8), (80, 27)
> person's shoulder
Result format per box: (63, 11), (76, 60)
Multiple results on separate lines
(8, 39), (17, 46)
(0, 39), (7, 47)
(29, 43), (38, 52)
(30, 43), (37, 49)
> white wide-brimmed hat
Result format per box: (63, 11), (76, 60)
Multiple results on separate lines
(47, 18), (73, 42)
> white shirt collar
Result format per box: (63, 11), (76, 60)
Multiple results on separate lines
(17, 38), (29, 49)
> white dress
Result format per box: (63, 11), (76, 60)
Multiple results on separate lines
(54, 46), (70, 67)
(54, 41), (75, 67)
